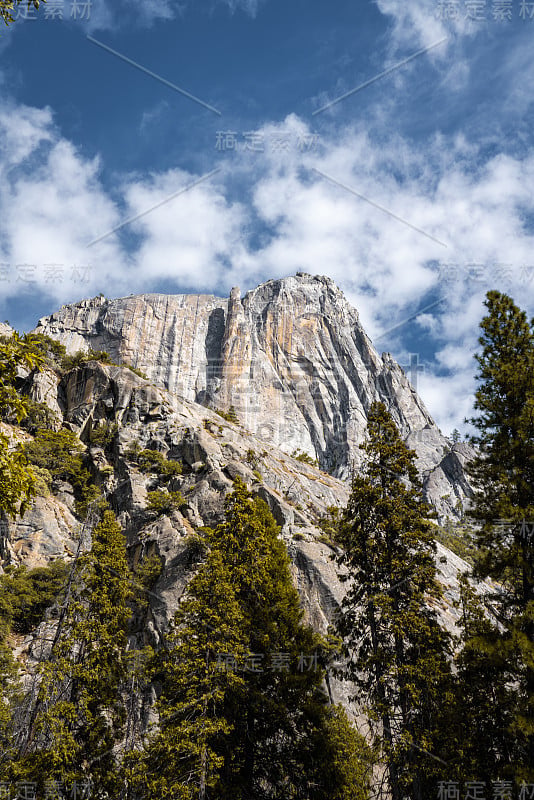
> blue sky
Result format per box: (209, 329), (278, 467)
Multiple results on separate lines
(1, 0), (534, 435)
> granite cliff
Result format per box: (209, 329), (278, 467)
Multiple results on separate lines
(34, 273), (474, 521)
(2, 359), (477, 722)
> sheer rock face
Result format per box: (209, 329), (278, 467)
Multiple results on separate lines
(4, 363), (474, 702)
(0, 495), (78, 570)
(33, 273), (473, 519)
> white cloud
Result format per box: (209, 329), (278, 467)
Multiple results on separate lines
(375, 0), (471, 52)
(122, 169), (249, 291)
(219, 0), (264, 15)
(86, 0), (262, 31)
(1, 107), (534, 433)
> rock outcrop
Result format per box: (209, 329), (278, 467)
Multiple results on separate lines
(1, 358), (482, 734)
(4, 363), (473, 637)
(34, 274), (474, 520)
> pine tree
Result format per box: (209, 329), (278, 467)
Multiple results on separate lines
(4, 510), (133, 795)
(300, 703), (374, 800)
(138, 547), (248, 800)
(448, 575), (518, 780)
(334, 402), (453, 800)
(465, 290), (534, 779)
(0, 332), (44, 518)
(140, 479), (372, 800)
(210, 479), (346, 800)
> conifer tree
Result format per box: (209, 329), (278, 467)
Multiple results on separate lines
(465, 290), (534, 779)
(448, 575), (518, 780)
(211, 479), (355, 800)
(141, 479), (372, 800)
(0, 332), (44, 518)
(4, 510), (133, 795)
(138, 547), (248, 800)
(334, 402), (452, 800)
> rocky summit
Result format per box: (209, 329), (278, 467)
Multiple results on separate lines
(34, 273), (474, 521)
(0, 273), (485, 742)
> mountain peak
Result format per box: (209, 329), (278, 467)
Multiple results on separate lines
(33, 276), (472, 520)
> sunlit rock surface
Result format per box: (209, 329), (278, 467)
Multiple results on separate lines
(34, 273), (474, 519)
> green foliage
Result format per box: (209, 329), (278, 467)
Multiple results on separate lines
(445, 575), (519, 781)
(125, 442), (182, 480)
(126, 365), (148, 379)
(19, 399), (59, 435)
(245, 448), (262, 470)
(124, 439), (142, 461)
(433, 521), (478, 565)
(464, 290), (534, 779)
(304, 704), (373, 800)
(146, 489), (185, 515)
(451, 428), (461, 443)
(23, 428), (105, 519)
(0, 0), (41, 26)
(27, 333), (67, 371)
(0, 434), (36, 519)
(89, 421), (118, 449)
(181, 531), (208, 565)
(0, 560), (68, 636)
(212, 405), (239, 423)
(74, 484), (108, 521)
(317, 505), (342, 543)
(30, 465), (52, 497)
(61, 348), (115, 371)
(291, 448), (319, 466)
(2, 511), (133, 793)
(23, 427), (84, 480)
(138, 448), (182, 479)
(131, 551), (164, 612)
(0, 331), (44, 424)
(0, 332), (51, 518)
(0, 638), (20, 761)
(134, 551), (163, 591)
(334, 402), (453, 800)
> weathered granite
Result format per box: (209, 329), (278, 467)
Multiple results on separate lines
(33, 274), (473, 520)
(6, 364), (471, 634)
(0, 494), (79, 569)
(3, 361), (485, 748)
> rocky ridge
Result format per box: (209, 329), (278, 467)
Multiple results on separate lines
(34, 273), (474, 521)
(3, 362), (474, 665)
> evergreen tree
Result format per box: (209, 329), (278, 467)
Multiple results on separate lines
(0, 625), (22, 774)
(3, 510), (133, 795)
(211, 479), (355, 800)
(0, 332), (44, 518)
(138, 547), (248, 800)
(448, 575), (518, 780)
(334, 402), (453, 800)
(465, 290), (534, 779)
(299, 703), (373, 800)
(141, 479), (372, 800)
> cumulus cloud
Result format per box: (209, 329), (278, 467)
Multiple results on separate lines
(121, 169), (249, 291)
(1, 106), (534, 433)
